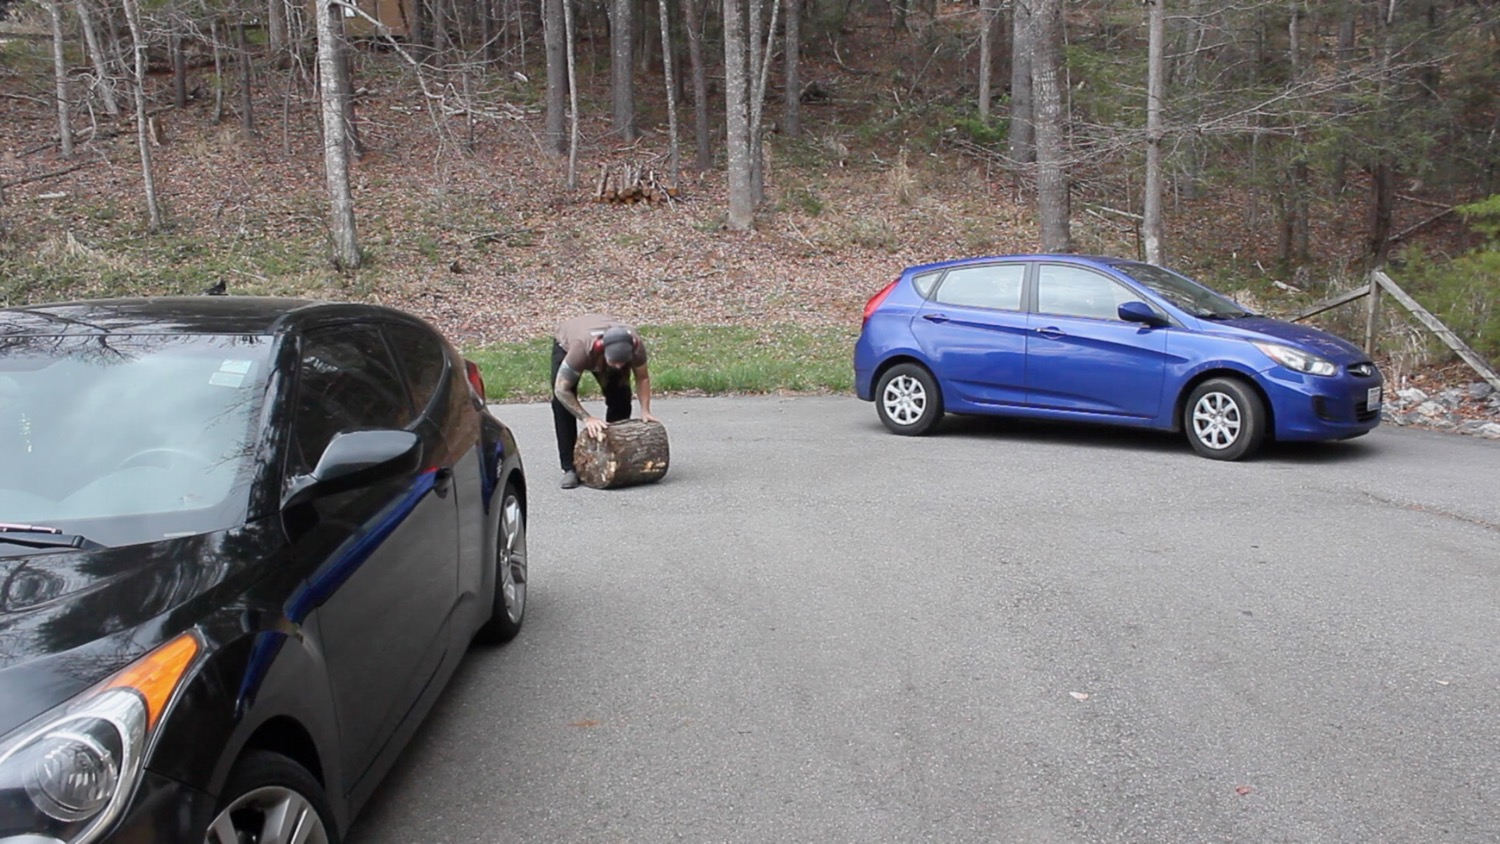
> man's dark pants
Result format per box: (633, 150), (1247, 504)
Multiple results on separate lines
(551, 341), (632, 472)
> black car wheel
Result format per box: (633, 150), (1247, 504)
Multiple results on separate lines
(876, 363), (944, 436)
(1184, 377), (1265, 460)
(475, 482), (527, 644)
(205, 751), (337, 844)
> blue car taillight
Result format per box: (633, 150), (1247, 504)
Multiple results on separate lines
(862, 279), (899, 327)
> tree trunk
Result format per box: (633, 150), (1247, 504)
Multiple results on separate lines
(315, 0), (361, 269)
(1369, 161), (1394, 266)
(724, 0), (753, 229)
(334, 27), (363, 159)
(1330, 15), (1355, 196)
(267, 0), (288, 53)
(565, 0), (581, 188)
(658, 0), (681, 182)
(172, 31), (188, 109)
(1031, 0), (1069, 251)
(212, 21), (225, 123)
(1142, 0), (1165, 265)
(748, 0), (779, 206)
(237, 23), (255, 138)
(978, 0), (994, 121)
(121, 0), (162, 230)
(74, 0), (120, 118)
(573, 420), (671, 489)
(1008, 0), (1034, 165)
(782, 0), (801, 137)
(611, 0), (637, 139)
(543, 0), (567, 153)
(683, 0), (712, 169)
(47, 0), (73, 160)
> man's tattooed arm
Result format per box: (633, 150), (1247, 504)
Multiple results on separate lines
(554, 363), (589, 420)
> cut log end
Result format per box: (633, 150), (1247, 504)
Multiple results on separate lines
(573, 419), (671, 489)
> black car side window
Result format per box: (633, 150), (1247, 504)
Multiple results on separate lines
(383, 322), (448, 414)
(933, 264), (1025, 311)
(290, 326), (414, 474)
(1036, 264), (1141, 321)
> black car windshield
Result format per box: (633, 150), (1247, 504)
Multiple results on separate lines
(0, 333), (272, 549)
(1112, 262), (1254, 319)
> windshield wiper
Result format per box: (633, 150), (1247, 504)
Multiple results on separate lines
(0, 523), (104, 551)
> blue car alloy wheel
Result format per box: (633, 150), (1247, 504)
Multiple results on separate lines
(853, 255), (1384, 460)
(876, 363), (944, 435)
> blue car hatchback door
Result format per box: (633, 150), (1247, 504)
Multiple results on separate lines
(853, 255), (1384, 460)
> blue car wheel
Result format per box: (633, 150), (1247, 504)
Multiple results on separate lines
(1184, 377), (1266, 461)
(876, 363), (944, 436)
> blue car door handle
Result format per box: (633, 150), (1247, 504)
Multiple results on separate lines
(1035, 326), (1066, 338)
(922, 313), (950, 324)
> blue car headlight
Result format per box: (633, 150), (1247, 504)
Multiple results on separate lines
(1252, 341), (1338, 377)
(0, 632), (199, 844)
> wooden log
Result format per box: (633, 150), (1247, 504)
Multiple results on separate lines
(573, 420), (670, 489)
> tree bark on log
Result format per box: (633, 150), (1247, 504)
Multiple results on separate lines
(573, 420), (670, 489)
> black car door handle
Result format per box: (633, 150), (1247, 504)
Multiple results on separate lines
(922, 313), (950, 324)
(433, 467), (453, 496)
(1035, 326), (1066, 338)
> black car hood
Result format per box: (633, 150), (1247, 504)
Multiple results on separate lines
(0, 526), (272, 736)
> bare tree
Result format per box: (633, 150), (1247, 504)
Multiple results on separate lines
(315, 0), (360, 268)
(1008, 0), (1034, 165)
(1142, 0), (1165, 264)
(610, 0), (636, 139)
(73, 0), (120, 118)
(658, 0), (681, 182)
(267, 0), (289, 53)
(237, 22), (255, 137)
(565, 0), (581, 187)
(978, 0), (997, 121)
(542, 0), (567, 154)
(171, 30), (187, 109)
(748, 0), (779, 204)
(46, 0), (73, 159)
(782, 0), (801, 137)
(724, 0), (753, 229)
(121, 0), (162, 230)
(1030, 0), (1069, 251)
(682, 0), (712, 168)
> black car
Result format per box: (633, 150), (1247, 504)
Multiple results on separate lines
(0, 297), (528, 843)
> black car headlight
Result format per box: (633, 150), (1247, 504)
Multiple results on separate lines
(1252, 341), (1337, 377)
(0, 632), (199, 844)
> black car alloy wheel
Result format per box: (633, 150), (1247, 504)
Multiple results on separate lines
(476, 482), (527, 643)
(205, 751), (336, 844)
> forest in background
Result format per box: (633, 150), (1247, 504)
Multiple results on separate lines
(1, 0), (1497, 373)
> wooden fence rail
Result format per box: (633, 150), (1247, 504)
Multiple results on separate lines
(1289, 270), (1500, 393)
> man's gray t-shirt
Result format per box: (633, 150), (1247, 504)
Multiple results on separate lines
(555, 315), (649, 374)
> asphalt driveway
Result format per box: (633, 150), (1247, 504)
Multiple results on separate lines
(349, 396), (1500, 843)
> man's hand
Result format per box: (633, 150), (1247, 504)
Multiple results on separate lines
(583, 416), (608, 440)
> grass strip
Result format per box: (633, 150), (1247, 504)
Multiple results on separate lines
(465, 324), (858, 402)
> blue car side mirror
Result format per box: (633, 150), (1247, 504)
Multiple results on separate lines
(1118, 301), (1168, 327)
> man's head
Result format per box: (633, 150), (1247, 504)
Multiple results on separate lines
(601, 325), (635, 368)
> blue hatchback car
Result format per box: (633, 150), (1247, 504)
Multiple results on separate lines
(853, 255), (1384, 460)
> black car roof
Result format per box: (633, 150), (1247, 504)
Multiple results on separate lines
(0, 296), (422, 337)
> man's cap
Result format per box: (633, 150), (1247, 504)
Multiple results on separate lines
(601, 325), (635, 365)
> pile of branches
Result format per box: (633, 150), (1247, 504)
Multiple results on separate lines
(594, 164), (680, 206)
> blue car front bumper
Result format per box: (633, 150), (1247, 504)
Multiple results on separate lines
(1258, 367), (1384, 441)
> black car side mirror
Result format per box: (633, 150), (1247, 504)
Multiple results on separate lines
(1118, 301), (1169, 327)
(283, 430), (422, 509)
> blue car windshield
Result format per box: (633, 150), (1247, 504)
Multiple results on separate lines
(0, 334), (273, 549)
(1112, 262), (1254, 320)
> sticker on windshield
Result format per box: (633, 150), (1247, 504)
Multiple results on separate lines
(219, 359), (254, 375)
(209, 371), (245, 388)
